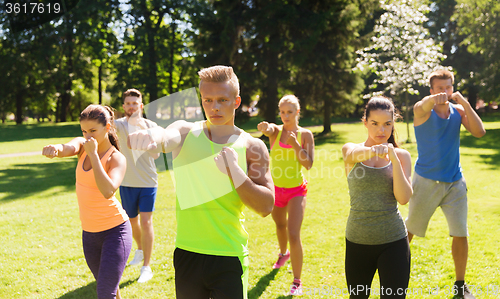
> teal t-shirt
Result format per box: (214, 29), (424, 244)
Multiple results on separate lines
(414, 103), (462, 182)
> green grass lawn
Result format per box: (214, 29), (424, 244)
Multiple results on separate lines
(1, 117), (500, 298)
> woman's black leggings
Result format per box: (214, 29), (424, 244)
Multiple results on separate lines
(345, 237), (411, 298)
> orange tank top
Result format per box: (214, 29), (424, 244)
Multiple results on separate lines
(75, 148), (128, 232)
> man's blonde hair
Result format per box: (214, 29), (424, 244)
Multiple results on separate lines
(198, 65), (240, 98)
(429, 69), (454, 89)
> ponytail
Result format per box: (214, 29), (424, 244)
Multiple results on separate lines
(103, 106), (120, 151)
(388, 128), (398, 148)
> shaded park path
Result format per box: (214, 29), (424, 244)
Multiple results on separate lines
(0, 151), (41, 158)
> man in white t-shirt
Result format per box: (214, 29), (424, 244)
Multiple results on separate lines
(115, 88), (160, 283)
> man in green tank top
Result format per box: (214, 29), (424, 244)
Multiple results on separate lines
(127, 65), (275, 299)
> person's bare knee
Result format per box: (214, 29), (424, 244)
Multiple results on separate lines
(139, 212), (153, 228)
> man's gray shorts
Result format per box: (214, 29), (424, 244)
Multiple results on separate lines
(405, 172), (468, 238)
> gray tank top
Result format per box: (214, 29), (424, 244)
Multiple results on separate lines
(346, 162), (407, 245)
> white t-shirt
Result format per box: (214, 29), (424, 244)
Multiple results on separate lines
(115, 117), (158, 187)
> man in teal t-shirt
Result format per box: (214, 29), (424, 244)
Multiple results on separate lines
(127, 65), (275, 299)
(406, 69), (485, 299)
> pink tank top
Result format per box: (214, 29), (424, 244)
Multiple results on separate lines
(75, 148), (128, 232)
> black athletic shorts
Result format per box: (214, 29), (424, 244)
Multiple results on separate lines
(173, 247), (249, 299)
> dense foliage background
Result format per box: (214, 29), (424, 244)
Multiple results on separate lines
(1, 0), (497, 132)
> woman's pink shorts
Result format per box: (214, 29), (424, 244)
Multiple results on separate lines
(274, 180), (308, 208)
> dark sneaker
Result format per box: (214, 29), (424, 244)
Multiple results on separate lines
(452, 281), (476, 299)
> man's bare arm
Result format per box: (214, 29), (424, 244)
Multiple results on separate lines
(214, 138), (274, 217)
(452, 92), (486, 138)
(127, 120), (192, 154)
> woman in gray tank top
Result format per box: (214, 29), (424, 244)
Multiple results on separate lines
(341, 96), (413, 298)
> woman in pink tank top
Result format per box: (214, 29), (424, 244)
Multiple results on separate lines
(257, 95), (315, 296)
(42, 105), (132, 299)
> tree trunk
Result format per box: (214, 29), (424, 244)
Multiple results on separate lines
(263, 46), (278, 123)
(467, 84), (479, 112)
(322, 98), (332, 134)
(142, 0), (159, 104)
(55, 97), (61, 122)
(15, 91), (24, 125)
(60, 88), (72, 122)
(169, 23), (176, 119)
(98, 63), (102, 105)
(405, 92), (412, 143)
(59, 14), (74, 122)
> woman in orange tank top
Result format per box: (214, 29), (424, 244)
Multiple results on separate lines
(257, 95), (315, 296)
(42, 105), (132, 299)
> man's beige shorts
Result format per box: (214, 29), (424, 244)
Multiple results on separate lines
(405, 172), (468, 238)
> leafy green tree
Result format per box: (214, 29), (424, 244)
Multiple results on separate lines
(0, 0), (122, 123)
(285, 0), (378, 133)
(191, 0), (378, 131)
(425, 0), (483, 110)
(0, 36), (24, 123)
(454, 0), (500, 103)
(0, 23), (57, 123)
(109, 0), (198, 114)
(246, 1), (298, 123)
(356, 0), (445, 141)
(79, 0), (123, 105)
(188, 0), (260, 120)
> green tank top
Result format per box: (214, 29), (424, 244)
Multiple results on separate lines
(270, 128), (304, 188)
(173, 121), (249, 256)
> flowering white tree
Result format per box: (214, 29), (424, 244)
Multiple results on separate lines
(356, 0), (447, 142)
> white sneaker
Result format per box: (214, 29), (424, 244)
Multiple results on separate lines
(138, 266), (153, 283)
(128, 249), (144, 266)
